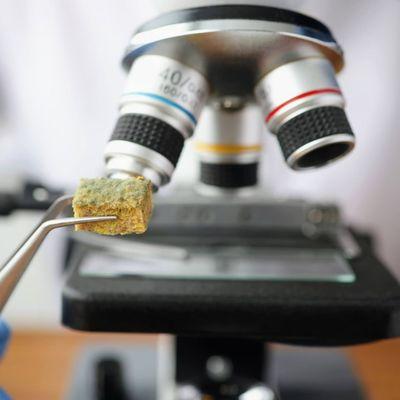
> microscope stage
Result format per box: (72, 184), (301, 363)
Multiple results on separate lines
(61, 197), (400, 346)
(79, 247), (354, 283)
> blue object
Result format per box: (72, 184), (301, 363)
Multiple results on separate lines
(0, 321), (11, 399)
(0, 389), (10, 400)
(0, 320), (10, 358)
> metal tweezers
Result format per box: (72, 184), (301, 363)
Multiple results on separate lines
(0, 195), (116, 313)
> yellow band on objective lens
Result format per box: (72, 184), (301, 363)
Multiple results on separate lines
(195, 142), (262, 154)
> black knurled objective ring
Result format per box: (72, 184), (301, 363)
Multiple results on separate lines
(110, 114), (185, 167)
(200, 162), (258, 188)
(277, 106), (354, 167)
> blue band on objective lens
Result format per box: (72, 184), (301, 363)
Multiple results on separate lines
(125, 92), (197, 124)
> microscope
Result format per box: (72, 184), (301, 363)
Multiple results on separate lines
(7, 3), (398, 399)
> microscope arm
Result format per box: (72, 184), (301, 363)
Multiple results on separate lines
(0, 181), (63, 216)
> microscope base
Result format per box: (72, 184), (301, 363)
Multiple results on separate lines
(65, 341), (365, 400)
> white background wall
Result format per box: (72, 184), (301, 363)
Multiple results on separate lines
(0, 0), (399, 329)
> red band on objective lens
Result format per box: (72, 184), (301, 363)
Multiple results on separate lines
(265, 88), (342, 123)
